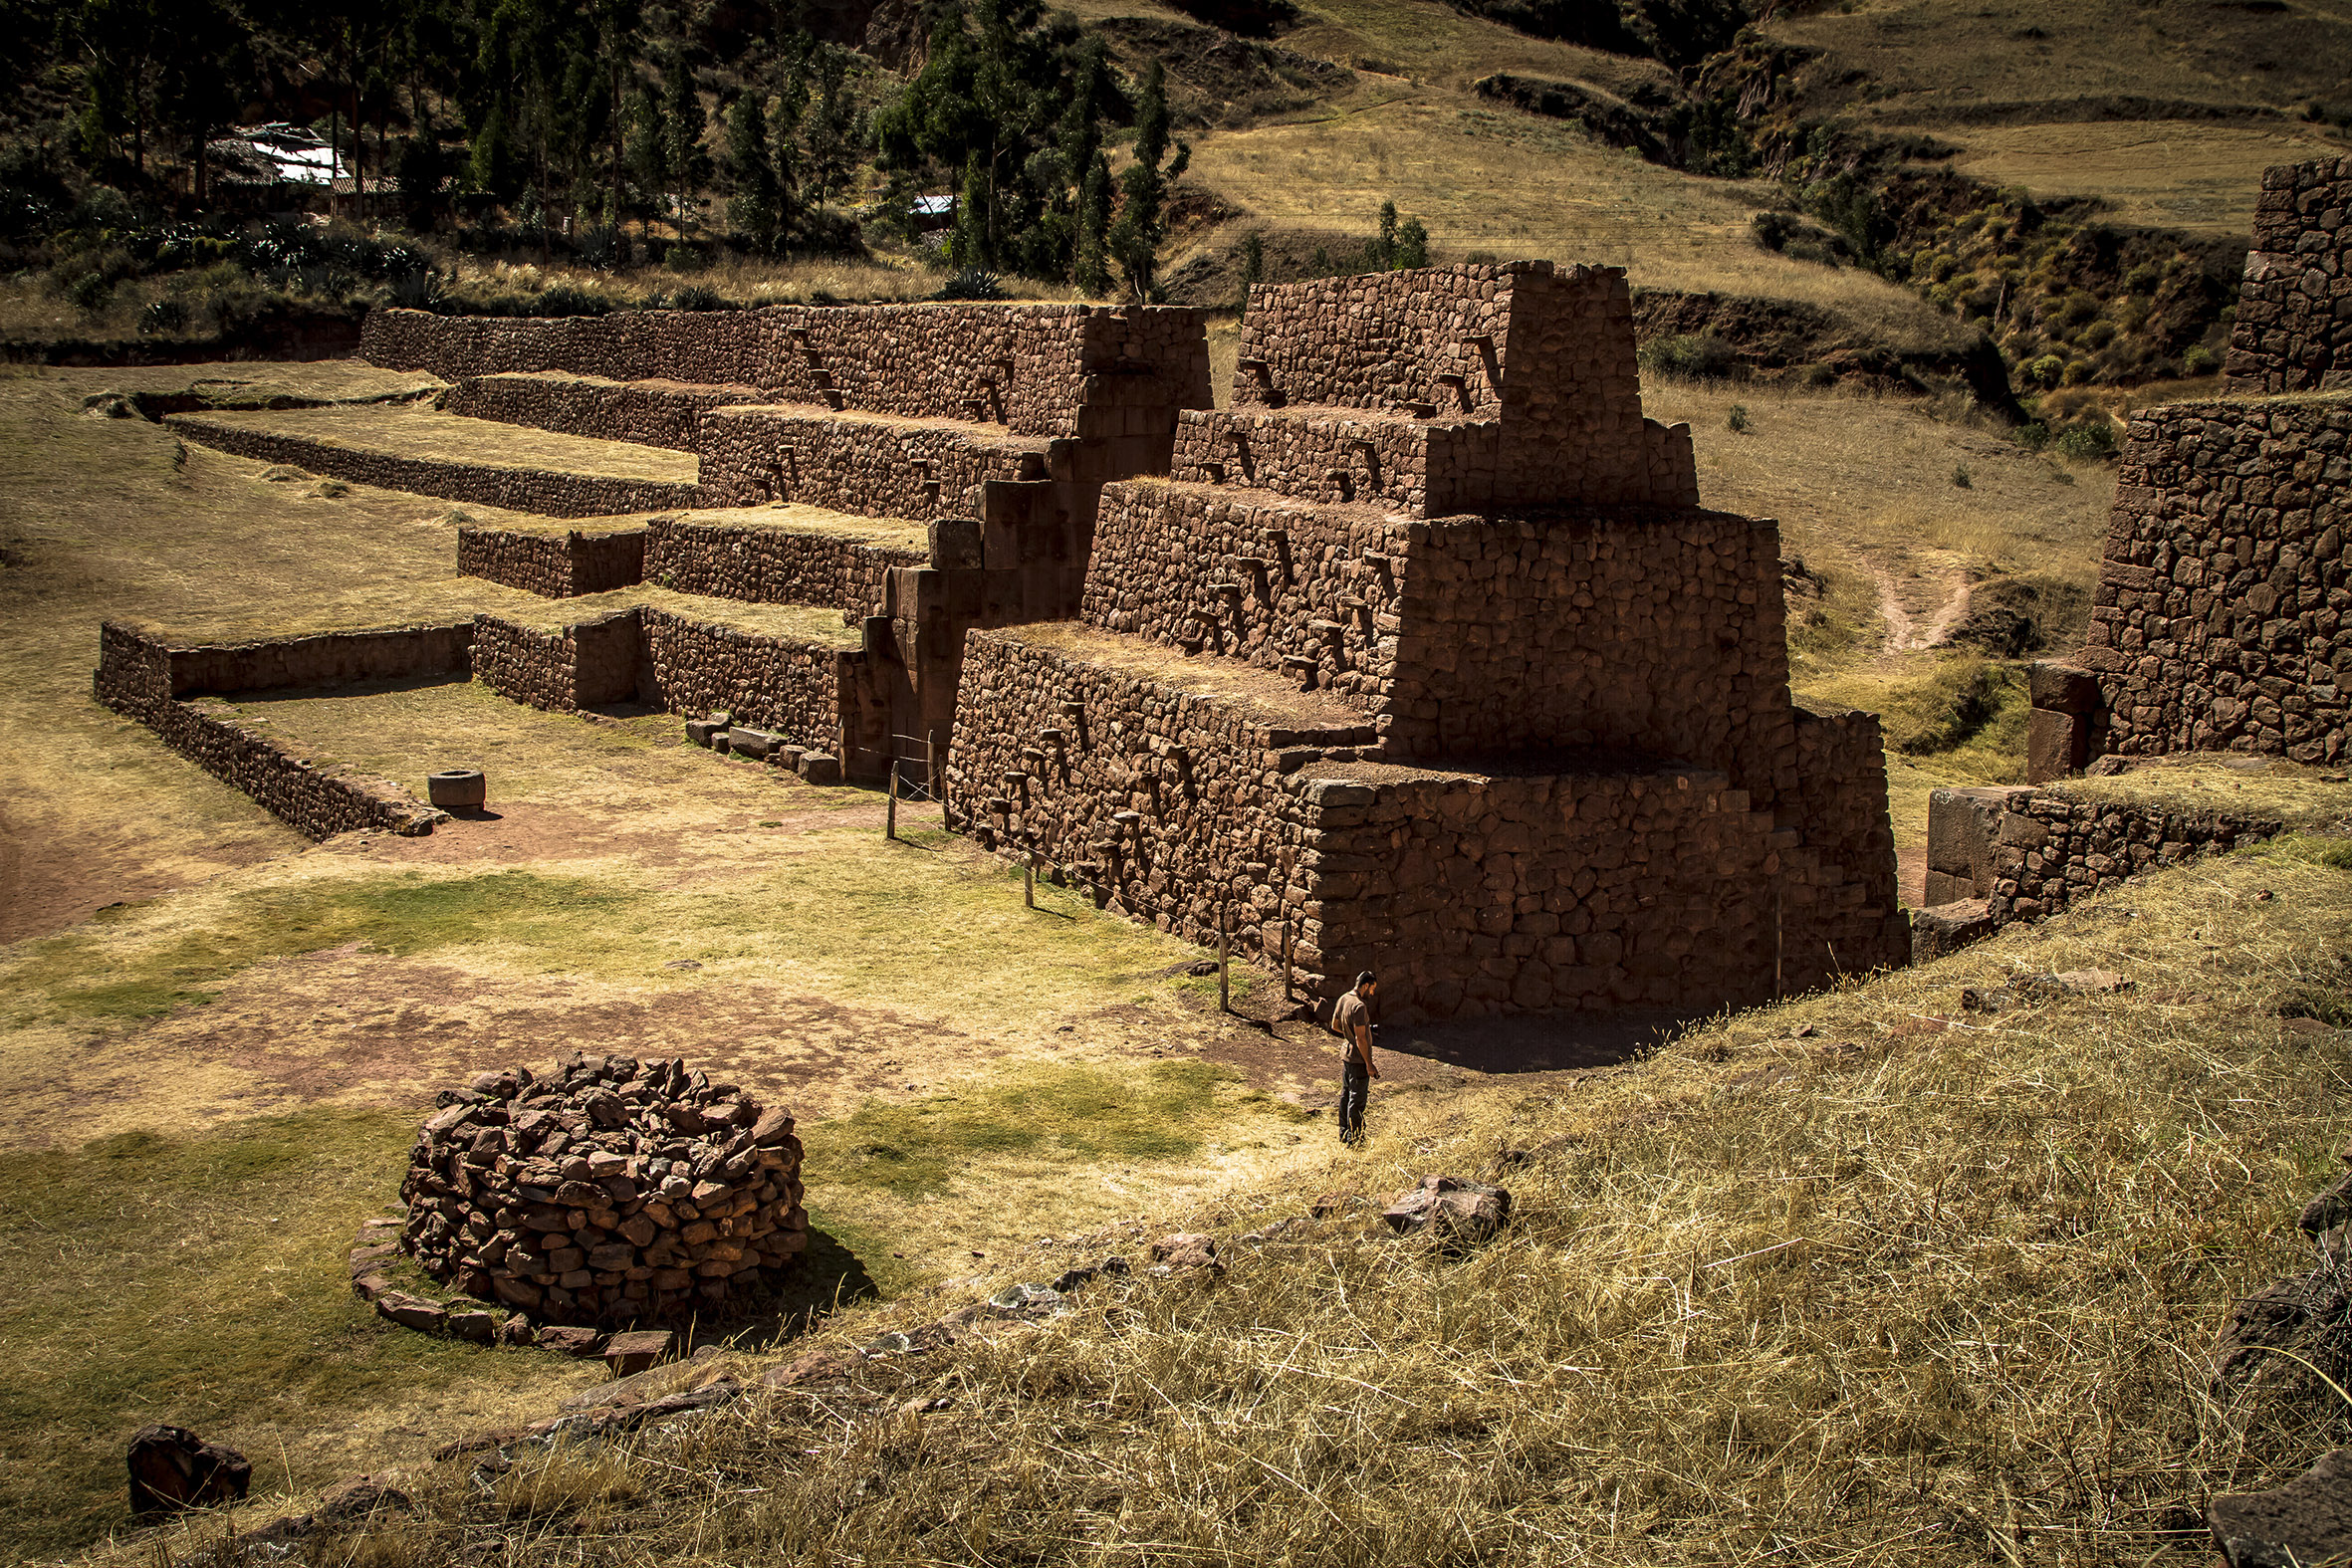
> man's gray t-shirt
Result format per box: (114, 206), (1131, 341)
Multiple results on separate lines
(1333, 991), (1370, 1066)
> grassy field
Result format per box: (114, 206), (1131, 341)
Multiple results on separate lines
(90, 833), (2352, 1567)
(177, 404), (703, 482)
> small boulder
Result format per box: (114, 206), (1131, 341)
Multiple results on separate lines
(373, 1290), (448, 1333)
(447, 1309), (498, 1344)
(2210, 1449), (2352, 1568)
(127, 1425), (252, 1515)
(536, 1324), (603, 1357)
(1147, 1233), (1220, 1273)
(604, 1329), (675, 1377)
(1910, 899), (1994, 962)
(798, 752), (842, 786)
(1382, 1176), (1513, 1249)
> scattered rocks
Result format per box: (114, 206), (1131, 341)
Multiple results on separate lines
(127, 1425), (251, 1516)
(398, 1052), (807, 1330)
(1909, 898), (1993, 963)
(1381, 1176), (1513, 1249)
(604, 1329), (675, 1377)
(1147, 1232), (1221, 1274)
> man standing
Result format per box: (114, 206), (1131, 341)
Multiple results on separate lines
(1332, 971), (1378, 1146)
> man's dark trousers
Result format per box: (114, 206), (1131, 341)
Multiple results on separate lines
(1338, 1058), (1369, 1144)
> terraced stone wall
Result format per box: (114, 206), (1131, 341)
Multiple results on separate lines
(444, 373), (761, 451)
(166, 413), (698, 518)
(1081, 490), (1805, 801)
(2031, 394), (2351, 777)
(2227, 156), (2352, 396)
(1172, 408), (1497, 516)
(944, 631), (1905, 1018)
(458, 526), (646, 598)
(642, 516), (924, 620)
(361, 304), (1212, 441)
(695, 407), (1051, 518)
(470, 605), (854, 753)
(1228, 263), (1695, 508)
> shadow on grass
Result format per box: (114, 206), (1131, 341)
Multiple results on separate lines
(697, 1228), (885, 1350)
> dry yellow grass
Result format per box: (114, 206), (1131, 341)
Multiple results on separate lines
(99, 837), (2352, 1567)
(175, 404), (701, 483)
(1941, 120), (2350, 235)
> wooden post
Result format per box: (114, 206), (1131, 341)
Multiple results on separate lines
(1025, 850), (1036, 909)
(1218, 903), (1231, 1012)
(926, 729), (938, 800)
(886, 766), (899, 841)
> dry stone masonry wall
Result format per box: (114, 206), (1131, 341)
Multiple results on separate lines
(2032, 160), (2352, 780)
(642, 516), (924, 619)
(696, 406), (1053, 517)
(399, 1053), (808, 1328)
(444, 372), (762, 451)
(458, 526), (646, 598)
(2226, 156), (2352, 396)
(947, 262), (1904, 1019)
(165, 413), (699, 518)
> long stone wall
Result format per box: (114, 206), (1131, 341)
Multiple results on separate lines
(1172, 408), (1497, 516)
(165, 413), (699, 518)
(2225, 155), (2352, 396)
(2030, 393), (2350, 776)
(457, 526), (646, 598)
(945, 629), (1904, 1019)
(361, 304), (1212, 442)
(443, 372), (761, 451)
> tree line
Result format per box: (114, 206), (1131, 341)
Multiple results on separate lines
(1, 0), (1195, 299)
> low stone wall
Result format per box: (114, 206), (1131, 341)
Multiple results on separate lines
(2031, 393), (2351, 777)
(92, 620), (469, 839)
(458, 526), (647, 598)
(642, 516), (924, 619)
(165, 413), (700, 518)
(470, 605), (851, 752)
(1923, 782), (2282, 930)
(695, 405), (1050, 518)
(2226, 156), (2352, 396)
(443, 373), (761, 451)
(945, 629), (1905, 1019)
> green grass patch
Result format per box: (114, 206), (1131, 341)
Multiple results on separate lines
(0, 1107), (569, 1558)
(2, 869), (642, 1022)
(2245, 833), (2352, 873)
(808, 1060), (1246, 1200)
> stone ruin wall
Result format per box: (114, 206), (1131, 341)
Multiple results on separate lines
(94, 621), (471, 839)
(946, 631), (1902, 1017)
(2030, 159), (2351, 782)
(641, 516), (924, 621)
(470, 606), (857, 753)
(2225, 155), (2352, 396)
(1234, 264), (1518, 416)
(1924, 784), (2281, 935)
(695, 406), (1051, 517)
(165, 413), (698, 519)
(443, 372), (763, 452)
(458, 527), (645, 599)
(361, 303), (1213, 442)
(2032, 393), (2350, 777)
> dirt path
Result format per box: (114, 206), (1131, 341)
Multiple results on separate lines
(1868, 561), (1973, 666)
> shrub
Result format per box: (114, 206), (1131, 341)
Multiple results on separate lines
(2054, 421), (2117, 461)
(534, 283), (611, 317)
(2182, 343), (2220, 376)
(671, 284), (729, 312)
(1951, 463), (1971, 488)
(135, 299), (188, 336)
(1727, 403), (1750, 433)
(934, 269), (1007, 301)
(63, 271), (113, 315)
(1638, 333), (1737, 381)
(2021, 354), (2064, 389)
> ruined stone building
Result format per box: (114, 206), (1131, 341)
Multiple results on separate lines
(115, 262), (1905, 1022)
(2030, 155), (2351, 778)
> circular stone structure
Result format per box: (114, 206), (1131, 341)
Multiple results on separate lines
(426, 769), (486, 808)
(399, 1053), (807, 1328)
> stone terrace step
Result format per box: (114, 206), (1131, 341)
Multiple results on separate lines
(1172, 405), (1500, 517)
(443, 370), (764, 452)
(168, 406), (699, 519)
(696, 401), (1054, 520)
